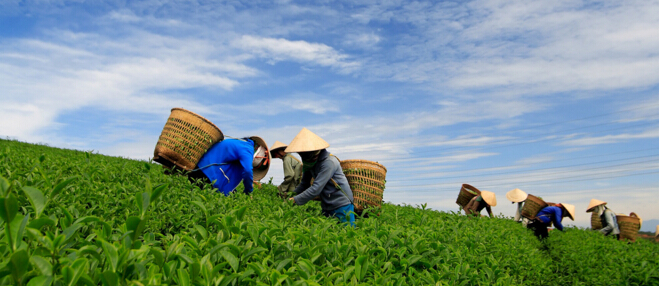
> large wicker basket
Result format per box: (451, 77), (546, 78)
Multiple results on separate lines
(153, 108), (224, 171)
(340, 159), (387, 212)
(591, 212), (602, 230)
(617, 213), (640, 242)
(456, 184), (481, 208)
(521, 194), (548, 219)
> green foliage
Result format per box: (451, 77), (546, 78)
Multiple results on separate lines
(546, 228), (659, 285)
(0, 138), (658, 285)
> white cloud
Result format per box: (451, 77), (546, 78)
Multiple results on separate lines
(342, 32), (381, 50)
(233, 35), (360, 72)
(560, 127), (659, 146)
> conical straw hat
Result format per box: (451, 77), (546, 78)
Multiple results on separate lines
(562, 203), (576, 221)
(480, 190), (497, 206)
(284, 128), (330, 153)
(506, 188), (527, 203)
(250, 136), (271, 181)
(269, 141), (287, 155)
(586, 199), (607, 212)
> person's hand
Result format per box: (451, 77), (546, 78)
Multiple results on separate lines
(288, 197), (295, 203)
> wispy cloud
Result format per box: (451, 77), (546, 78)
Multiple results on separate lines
(560, 127), (659, 146)
(233, 35), (360, 72)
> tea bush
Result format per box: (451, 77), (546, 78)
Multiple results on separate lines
(1, 139), (658, 285)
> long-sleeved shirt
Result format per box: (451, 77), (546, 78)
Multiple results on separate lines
(278, 154), (302, 194)
(197, 139), (254, 196)
(293, 149), (353, 211)
(514, 202), (524, 222)
(536, 206), (565, 231)
(600, 208), (620, 236)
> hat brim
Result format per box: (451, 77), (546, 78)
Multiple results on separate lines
(505, 188), (528, 203)
(563, 204), (576, 221)
(586, 200), (607, 212)
(481, 191), (497, 207)
(250, 136), (271, 181)
(284, 128), (330, 153)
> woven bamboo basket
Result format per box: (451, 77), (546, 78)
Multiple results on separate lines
(455, 184), (481, 208)
(521, 194), (548, 219)
(617, 213), (641, 242)
(153, 108), (224, 171)
(340, 159), (387, 212)
(591, 212), (603, 230)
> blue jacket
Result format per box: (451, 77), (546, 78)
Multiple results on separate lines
(536, 206), (565, 231)
(293, 149), (353, 211)
(197, 139), (254, 196)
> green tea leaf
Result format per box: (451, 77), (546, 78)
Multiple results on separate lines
(51, 176), (77, 198)
(0, 194), (19, 224)
(10, 249), (29, 283)
(22, 186), (46, 218)
(26, 275), (53, 286)
(100, 270), (118, 286)
(30, 255), (53, 276)
(10, 214), (29, 250)
(177, 269), (190, 286)
(235, 205), (248, 221)
(220, 248), (239, 273)
(100, 241), (118, 272)
(126, 216), (145, 242)
(0, 176), (9, 197)
(355, 255), (368, 282)
(64, 258), (88, 286)
(73, 216), (100, 225)
(28, 217), (56, 230)
(151, 183), (168, 203)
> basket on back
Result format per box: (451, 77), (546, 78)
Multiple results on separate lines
(591, 212), (603, 230)
(521, 194), (549, 219)
(340, 160), (387, 212)
(456, 184), (481, 208)
(153, 108), (224, 171)
(616, 213), (641, 242)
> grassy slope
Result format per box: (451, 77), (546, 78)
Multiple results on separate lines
(1, 139), (658, 285)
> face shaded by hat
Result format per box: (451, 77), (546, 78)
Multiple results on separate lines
(269, 141), (287, 158)
(506, 188), (527, 203)
(249, 136), (271, 181)
(559, 203), (576, 221)
(586, 199), (607, 213)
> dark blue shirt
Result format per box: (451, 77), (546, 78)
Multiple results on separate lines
(536, 206), (565, 231)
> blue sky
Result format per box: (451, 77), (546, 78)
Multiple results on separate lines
(2, 0), (659, 231)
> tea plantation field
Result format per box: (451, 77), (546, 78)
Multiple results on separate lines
(1, 139), (658, 285)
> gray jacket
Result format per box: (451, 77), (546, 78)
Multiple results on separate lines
(600, 208), (620, 236)
(293, 149), (354, 211)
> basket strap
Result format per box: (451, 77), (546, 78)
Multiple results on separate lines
(330, 178), (354, 205)
(191, 162), (229, 172)
(310, 153), (353, 205)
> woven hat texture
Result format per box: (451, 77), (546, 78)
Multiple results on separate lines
(506, 188), (528, 203)
(586, 199), (607, 212)
(562, 203), (576, 221)
(481, 190), (497, 207)
(250, 136), (271, 181)
(284, 128), (330, 153)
